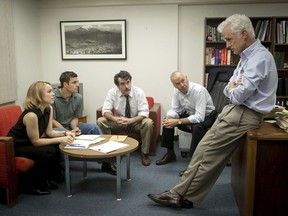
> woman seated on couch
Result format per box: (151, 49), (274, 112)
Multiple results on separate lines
(8, 81), (75, 195)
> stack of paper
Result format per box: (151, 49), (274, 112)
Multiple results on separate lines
(90, 141), (129, 153)
(64, 135), (105, 149)
(275, 109), (288, 133)
(75, 135), (100, 141)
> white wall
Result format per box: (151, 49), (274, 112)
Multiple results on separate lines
(39, 5), (178, 123)
(13, 1), (288, 126)
(13, 0), (41, 105)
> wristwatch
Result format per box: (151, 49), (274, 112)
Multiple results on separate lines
(178, 119), (182, 125)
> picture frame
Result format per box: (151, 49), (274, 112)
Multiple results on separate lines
(60, 20), (126, 60)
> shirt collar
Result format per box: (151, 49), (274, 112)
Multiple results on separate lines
(239, 39), (261, 60)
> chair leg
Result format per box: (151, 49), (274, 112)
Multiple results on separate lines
(6, 172), (18, 207)
(6, 185), (17, 207)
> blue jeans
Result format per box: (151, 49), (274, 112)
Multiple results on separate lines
(54, 123), (102, 135)
(77, 123), (102, 135)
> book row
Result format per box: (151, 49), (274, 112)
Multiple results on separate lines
(277, 77), (288, 97)
(206, 19), (272, 42)
(274, 52), (288, 69)
(205, 47), (233, 65)
(276, 20), (288, 44)
(254, 19), (272, 42)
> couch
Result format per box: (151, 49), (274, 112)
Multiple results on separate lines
(96, 97), (161, 156)
(0, 105), (34, 207)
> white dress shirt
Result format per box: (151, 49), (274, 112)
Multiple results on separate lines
(102, 85), (149, 118)
(167, 82), (215, 124)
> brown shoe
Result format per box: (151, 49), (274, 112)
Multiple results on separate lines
(179, 169), (186, 177)
(141, 153), (151, 166)
(181, 199), (194, 208)
(155, 152), (176, 165)
(147, 191), (182, 208)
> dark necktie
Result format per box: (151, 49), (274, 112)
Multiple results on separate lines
(125, 95), (132, 133)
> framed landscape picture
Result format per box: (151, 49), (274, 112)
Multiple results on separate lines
(60, 20), (126, 60)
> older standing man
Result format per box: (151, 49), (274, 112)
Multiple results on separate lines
(148, 14), (278, 209)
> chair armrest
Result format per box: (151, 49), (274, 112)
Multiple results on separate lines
(0, 137), (16, 183)
(149, 103), (161, 131)
(0, 137), (34, 173)
(0, 136), (15, 159)
(78, 114), (88, 123)
(96, 107), (103, 120)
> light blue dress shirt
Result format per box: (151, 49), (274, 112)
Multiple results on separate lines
(167, 82), (215, 124)
(102, 85), (149, 118)
(224, 39), (278, 114)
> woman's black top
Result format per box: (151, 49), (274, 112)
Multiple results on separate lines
(8, 107), (50, 145)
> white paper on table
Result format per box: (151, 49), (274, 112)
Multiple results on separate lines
(65, 137), (106, 149)
(90, 141), (129, 153)
(75, 135), (100, 141)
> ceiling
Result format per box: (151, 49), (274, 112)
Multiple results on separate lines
(38, 0), (288, 8)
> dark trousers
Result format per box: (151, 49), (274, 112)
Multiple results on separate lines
(161, 110), (218, 157)
(15, 142), (62, 189)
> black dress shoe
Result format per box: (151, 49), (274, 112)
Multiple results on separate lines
(147, 191), (182, 208)
(46, 180), (58, 190)
(156, 152), (176, 165)
(181, 199), (194, 208)
(30, 188), (51, 195)
(101, 162), (117, 176)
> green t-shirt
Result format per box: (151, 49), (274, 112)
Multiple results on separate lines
(53, 88), (83, 127)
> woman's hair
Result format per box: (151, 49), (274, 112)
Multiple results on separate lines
(114, 70), (132, 86)
(217, 14), (255, 38)
(23, 81), (51, 110)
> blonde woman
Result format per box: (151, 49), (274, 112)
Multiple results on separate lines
(8, 81), (75, 195)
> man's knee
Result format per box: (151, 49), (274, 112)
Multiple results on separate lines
(143, 118), (153, 126)
(96, 117), (107, 126)
(191, 123), (205, 133)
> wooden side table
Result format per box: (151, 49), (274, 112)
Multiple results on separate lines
(59, 135), (139, 200)
(231, 122), (288, 216)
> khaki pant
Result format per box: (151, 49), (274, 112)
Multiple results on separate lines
(97, 117), (154, 154)
(172, 104), (263, 203)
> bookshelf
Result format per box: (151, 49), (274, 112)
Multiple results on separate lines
(204, 16), (288, 108)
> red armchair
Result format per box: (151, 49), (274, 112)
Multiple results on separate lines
(0, 105), (34, 207)
(96, 96), (161, 156)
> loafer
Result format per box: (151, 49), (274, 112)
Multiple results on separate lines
(156, 152), (176, 165)
(181, 199), (194, 208)
(147, 191), (182, 208)
(102, 162), (117, 176)
(141, 153), (151, 166)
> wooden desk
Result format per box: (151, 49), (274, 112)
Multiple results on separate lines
(59, 135), (138, 200)
(231, 122), (288, 216)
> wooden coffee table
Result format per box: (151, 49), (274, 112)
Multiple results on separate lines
(59, 135), (139, 200)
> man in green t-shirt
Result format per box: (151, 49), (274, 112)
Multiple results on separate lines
(52, 71), (116, 176)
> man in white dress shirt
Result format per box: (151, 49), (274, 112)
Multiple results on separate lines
(97, 70), (154, 166)
(156, 71), (217, 177)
